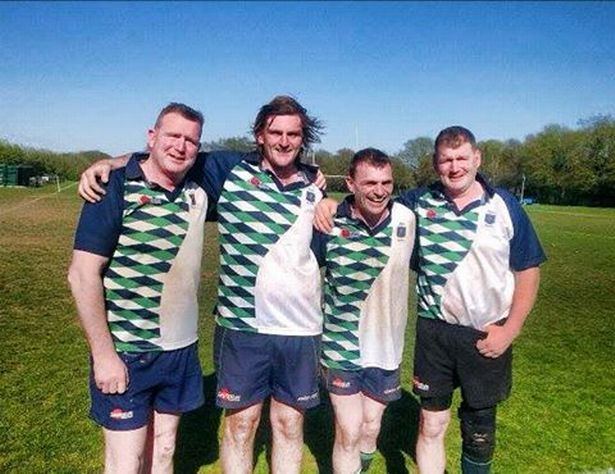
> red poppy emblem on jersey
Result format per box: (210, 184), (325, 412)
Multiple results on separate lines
(139, 195), (151, 205)
(426, 209), (437, 219)
(340, 228), (350, 238)
(250, 177), (261, 187)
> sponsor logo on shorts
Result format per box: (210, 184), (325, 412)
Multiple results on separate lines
(331, 377), (351, 389)
(217, 387), (241, 403)
(413, 376), (429, 391)
(109, 408), (134, 420)
(383, 384), (401, 395)
(297, 391), (319, 402)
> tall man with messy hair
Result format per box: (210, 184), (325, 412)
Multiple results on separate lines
(78, 95), (326, 474)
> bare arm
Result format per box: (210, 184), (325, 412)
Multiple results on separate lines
(68, 250), (128, 393)
(313, 198), (339, 233)
(476, 266), (541, 358)
(78, 154), (131, 203)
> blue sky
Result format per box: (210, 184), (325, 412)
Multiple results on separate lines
(1, 2), (614, 156)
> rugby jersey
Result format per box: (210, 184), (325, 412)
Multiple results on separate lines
(398, 175), (546, 330)
(202, 152), (324, 336)
(312, 198), (415, 370)
(74, 155), (208, 352)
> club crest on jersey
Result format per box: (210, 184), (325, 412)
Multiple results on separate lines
(306, 190), (315, 203)
(426, 209), (437, 219)
(485, 212), (496, 225)
(249, 176), (262, 187)
(396, 224), (407, 238)
(340, 228), (360, 239)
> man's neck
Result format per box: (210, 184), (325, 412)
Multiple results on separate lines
(351, 204), (389, 230)
(140, 160), (183, 192)
(445, 180), (484, 210)
(261, 160), (302, 186)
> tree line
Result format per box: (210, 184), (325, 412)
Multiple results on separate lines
(2, 115), (614, 206)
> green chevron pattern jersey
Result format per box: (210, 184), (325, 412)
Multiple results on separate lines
(212, 157), (323, 335)
(398, 177), (546, 329)
(313, 200), (415, 371)
(75, 156), (208, 352)
(415, 190), (479, 321)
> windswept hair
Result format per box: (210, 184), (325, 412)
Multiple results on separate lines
(434, 126), (477, 152)
(252, 95), (324, 150)
(348, 148), (391, 177)
(154, 102), (204, 129)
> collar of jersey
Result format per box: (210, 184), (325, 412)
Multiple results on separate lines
(337, 195), (393, 236)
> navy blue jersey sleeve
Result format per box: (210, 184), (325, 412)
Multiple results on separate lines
(189, 150), (245, 222)
(395, 187), (420, 210)
(497, 189), (547, 271)
(310, 228), (330, 268)
(73, 168), (125, 257)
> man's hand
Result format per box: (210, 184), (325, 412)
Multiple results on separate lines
(314, 198), (339, 233)
(315, 168), (327, 191)
(78, 160), (113, 203)
(92, 352), (129, 394)
(476, 324), (517, 358)
(78, 155), (131, 203)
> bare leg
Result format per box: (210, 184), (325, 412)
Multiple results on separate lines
(220, 403), (263, 474)
(103, 426), (148, 474)
(142, 411), (181, 474)
(416, 408), (451, 474)
(330, 392), (363, 474)
(359, 395), (386, 468)
(270, 398), (305, 474)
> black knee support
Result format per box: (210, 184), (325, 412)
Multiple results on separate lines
(458, 404), (496, 465)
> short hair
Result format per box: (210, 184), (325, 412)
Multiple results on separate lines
(154, 102), (204, 129)
(252, 95), (324, 149)
(434, 126), (477, 153)
(348, 148), (392, 178)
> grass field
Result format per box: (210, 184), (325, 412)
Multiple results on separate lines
(0, 185), (613, 473)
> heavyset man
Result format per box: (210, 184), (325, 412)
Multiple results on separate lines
(311, 148), (416, 473)
(315, 126), (546, 473)
(77, 96), (325, 474)
(69, 103), (207, 473)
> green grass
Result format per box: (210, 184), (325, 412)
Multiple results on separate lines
(0, 188), (613, 473)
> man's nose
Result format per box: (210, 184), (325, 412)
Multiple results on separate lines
(176, 136), (186, 151)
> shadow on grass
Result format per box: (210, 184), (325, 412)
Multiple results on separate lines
(174, 377), (419, 473)
(378, 389), (420, 473)
(175, 372), (223, 473)
(256, 387), (420, 473)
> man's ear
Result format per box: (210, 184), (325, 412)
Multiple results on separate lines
(146, 127), (157, 150)
(345, 175), (355, 194)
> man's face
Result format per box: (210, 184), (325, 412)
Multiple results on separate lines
(346, 162), (394, 224)
(256, 114), (303, 171)
(434, 141), (481, 198)
(147, 112), (201, 182)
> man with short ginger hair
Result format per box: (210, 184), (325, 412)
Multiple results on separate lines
(69, 103), (206, 474)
